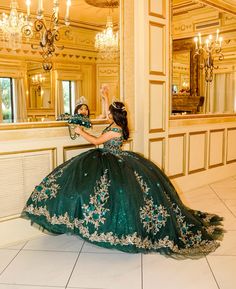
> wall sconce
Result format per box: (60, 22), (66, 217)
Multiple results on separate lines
(193, 29), (224, 82)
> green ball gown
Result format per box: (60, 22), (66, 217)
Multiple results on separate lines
(22, 125), (224, 257)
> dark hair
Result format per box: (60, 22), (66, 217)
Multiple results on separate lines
(74, 104), (90, 116)
(109, 102), (129, 140)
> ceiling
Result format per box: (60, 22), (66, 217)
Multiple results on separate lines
(173, 0), (236, 15)
(0, 0), (119, 28)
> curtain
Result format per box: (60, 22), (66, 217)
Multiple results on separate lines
(56, 80), (64, 116)
(13, 78), (27, 122)
(0, 91), (3, 122)
(74, 80), (82, 105)
(209, 72), (235, 113)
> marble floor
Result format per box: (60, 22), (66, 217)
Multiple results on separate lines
(0, 176), (236, 289)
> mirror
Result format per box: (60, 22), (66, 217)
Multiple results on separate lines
(27, 62), (52, 110)
(171, 0), (236, 115)
(0, 0), (120, 123)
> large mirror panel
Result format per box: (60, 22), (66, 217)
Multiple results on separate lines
(0, 0), (120, 123)
(171, 0), (236, 116)
(27, 62), (52, 110)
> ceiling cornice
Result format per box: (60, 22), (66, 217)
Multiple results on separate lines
(197, 0), (236, 15)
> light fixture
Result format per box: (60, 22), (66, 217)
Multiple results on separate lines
(194, 29), (224, 82)
(31, 73), (45, 98)
(31, 74), (45, 86)
(0, 0), (32, 50)
(31, 0), (72, 71)
(95, 14), (119, 59)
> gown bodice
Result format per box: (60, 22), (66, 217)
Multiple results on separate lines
(102, 125), (123, 154)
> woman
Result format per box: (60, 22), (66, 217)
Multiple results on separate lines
(22, 101), (223, 257)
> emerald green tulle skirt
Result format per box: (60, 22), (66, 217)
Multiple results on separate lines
(22, 149), (224, 257)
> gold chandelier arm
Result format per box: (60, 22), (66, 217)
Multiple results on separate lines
(34, 19), (47, 33)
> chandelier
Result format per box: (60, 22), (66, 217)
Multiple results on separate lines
(0, 0), (32, 50)
(95, 15), (119, 59)
(0, 0), (71, 71)
(31, 0), (71, 71)
(194, 30), (224, 82)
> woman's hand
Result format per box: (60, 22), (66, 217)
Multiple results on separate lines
(100, 85), (109, 99)
(74, 125), (84, 135)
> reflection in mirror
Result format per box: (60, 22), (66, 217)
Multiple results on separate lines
(0, 77), (13, 123)
(171, 0), (236, 116)
(27, 62), (52, 110)
(0, 0), (120, 124)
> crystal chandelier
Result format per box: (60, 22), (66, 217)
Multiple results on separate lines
(0, 0), (32, 50)
(194, 30), (224, 82)
(95, 15), (119, 59)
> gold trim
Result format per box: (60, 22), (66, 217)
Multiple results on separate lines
(0, 148), (57, 169)
(149, 0), (166, 19)
(149, 80), (166, 133)
(0, 119), (109, 131)
(188, 131), (207, 174)
(226, 127), (236, 164)
(169, 115), (236, 127)
(148, 137), (165, 171)
(208, 129), (225, 169)
(149, 21), (166, 76)
(198, 0), (236, 16)
(170, 114), (236, 121)
(168, 133), (186, 178)
(63, 144), (95, 162)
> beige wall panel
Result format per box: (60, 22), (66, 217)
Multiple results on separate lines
(227, 128), (236, 163)
(0, 150), (54, 220)
(209, 130), (225, 168)
(149, 22), (165, 75)
(149, 138), (165, 169)
(149, 81), (165, 132)
(168, 134), (186, 178)
(149, 0), (166, 18)
(63, 144), (95, 161)
(188, 132), (207, 174)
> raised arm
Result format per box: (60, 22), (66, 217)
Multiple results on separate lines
(74, 126), (121, 145)
(99, 85), (109, 119)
